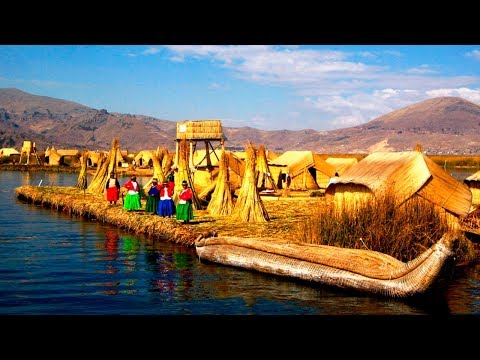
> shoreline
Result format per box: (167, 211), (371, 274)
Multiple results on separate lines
(15, 185), (322, 247)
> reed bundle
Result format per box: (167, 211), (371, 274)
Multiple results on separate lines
(256, 144), (277, 191)
(86, 138), (119, 195)
(207, 150), (234, 216)
(75, 150), (88, 190)
(143, 150), (165, 189)
(231, 143), (270, 222)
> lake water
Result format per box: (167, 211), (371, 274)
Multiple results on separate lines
(1, 170), (480, 316)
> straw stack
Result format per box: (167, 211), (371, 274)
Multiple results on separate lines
(86, 138), (118, 195)
(207, 150), (234, 216)
(256, 144), (277, 191)
(231, 143), (270, 222)
(75, 150), (88, 190)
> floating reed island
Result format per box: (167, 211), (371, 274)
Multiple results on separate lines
(12, 136), (480, 298)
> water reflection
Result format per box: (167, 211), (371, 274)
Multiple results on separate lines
(145, 245), (194, 301)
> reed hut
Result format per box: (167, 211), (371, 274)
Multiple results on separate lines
(44, 146), (61, 166)
(269, 151), (336, 190)
(0, 147), (20, 164)
(0, 147), (20, 157)
(325, 151), (473, 228)
(464, 170), (480, 206)
(134, 150), (155, 168)
(85, 150), (108, 167)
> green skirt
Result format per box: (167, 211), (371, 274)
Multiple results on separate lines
(145, 196), (159, 214)
(124, 193), (141, 211)
(176, 202), (194, 221)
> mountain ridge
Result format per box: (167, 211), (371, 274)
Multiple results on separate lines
(1, 88), (480, 154)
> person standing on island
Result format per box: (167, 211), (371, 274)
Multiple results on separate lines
(158, 179), (175, 217)
(176, 180), (194, 223)
(123, 175), (142, 211)
(145, 178), (160, 214)
(105, 172), (120, 205)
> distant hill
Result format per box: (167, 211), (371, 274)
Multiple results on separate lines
(1, 88), (480, 154)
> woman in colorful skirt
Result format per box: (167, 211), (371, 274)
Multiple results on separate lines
(176, 180), (193, 223)
(123, 176), (142, 211)
(105, 172), (120, 205)
(158, 179), (175, 217)
(145, 178), (160, 214)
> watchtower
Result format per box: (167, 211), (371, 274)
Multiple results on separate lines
(174, 120), (225, 210)
(174, 120), (224, 171)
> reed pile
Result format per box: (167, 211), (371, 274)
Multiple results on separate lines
(231, 143), (269, 222)
(207, 150), (233, 216)
(75, 150), (88, 190)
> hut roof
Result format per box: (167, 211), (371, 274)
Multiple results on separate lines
(325, 157), (358, 175)
(57, 149), (80, 156)
(0, 148), (20, 156)
(465, 170), (480, 182)
(333, 151), (472, 217)
(270, 151), (336, 178)
(134, 150), (155, 163)
(176, 120), (223, 140)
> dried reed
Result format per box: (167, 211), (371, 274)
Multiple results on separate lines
(256, 144), (277, 191)
(295, 188), (475, 263)
(86, 138), (119, 195)
(207, 150), (233, 215)
(76, 150), (88, 190)
(231, 143), (269, 222)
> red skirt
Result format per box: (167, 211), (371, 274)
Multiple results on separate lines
(106, 187), (119, 201)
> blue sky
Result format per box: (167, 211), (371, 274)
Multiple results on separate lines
(1, 45), (479, 131)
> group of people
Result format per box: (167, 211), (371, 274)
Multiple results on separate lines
(105, 171), (194, 223)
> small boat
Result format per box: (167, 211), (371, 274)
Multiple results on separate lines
(195, 233), (456, 298)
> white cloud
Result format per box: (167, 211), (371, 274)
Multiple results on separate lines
(407, 64), (436, 74)
(358, 51), (376, 59)
(465, 50), (480, 60)
(208, 82), (227, 91)
(426, 87), (480, 102)
(142, 47), (160, 55)
(160, 46), (480, 131)
(383, 50), (403, 57)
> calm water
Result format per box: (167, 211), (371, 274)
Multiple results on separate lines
(1, 170), (480, 316)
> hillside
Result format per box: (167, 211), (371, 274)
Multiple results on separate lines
(1, 88), (480, 154)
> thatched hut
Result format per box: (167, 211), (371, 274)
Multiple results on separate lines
(44, 146), (61, 166)
(134, 150), (155, 167)
(325, 151), (473, 228)
(269, 151), (336, 190)
(0, 147), (20, 163)
(464, 170), (480, 206)
(0, 147), (20, 157)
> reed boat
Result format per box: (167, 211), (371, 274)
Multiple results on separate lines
(195, 233), (456, 298)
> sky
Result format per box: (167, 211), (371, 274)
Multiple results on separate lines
(0, 45), (479, 131)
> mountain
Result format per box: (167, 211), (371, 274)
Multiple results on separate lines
(1, 88), (480, 154)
